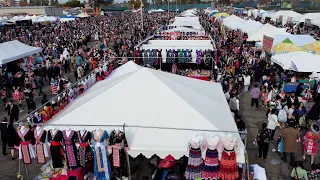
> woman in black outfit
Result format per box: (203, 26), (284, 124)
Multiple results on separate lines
(7, 124), (19, 160)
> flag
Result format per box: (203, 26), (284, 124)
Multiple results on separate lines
(291, 61), (298, 72)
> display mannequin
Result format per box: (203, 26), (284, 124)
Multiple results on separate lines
(202, 133), (221, 179)
(109, 128), (129, 178)
(219, 134), (239, 180)
(77, 127), (93, 167)
(48, 128), (64, 168)
(17, 125), (36, 164)
(63, 128), (78, 169)
(185, 132), (204, 180)
(92, 128), (111, 180)
(34, 126), (49, 164)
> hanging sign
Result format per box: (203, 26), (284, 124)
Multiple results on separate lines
(305, 19), (311, 26)
(287, 16), (293, 24)
(262, 35), (274, 53)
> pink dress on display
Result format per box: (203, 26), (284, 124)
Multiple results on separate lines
(304, 132), (320, 156)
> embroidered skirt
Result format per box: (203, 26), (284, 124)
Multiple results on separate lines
(219, 150), (238, 180)
(185, 148), (202, 180)
(19, 142), (36, 164)
(202, 149), (219, 179)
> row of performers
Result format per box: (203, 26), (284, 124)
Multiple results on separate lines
(133, 49), (215, 66)
(13, 125), (128, 179)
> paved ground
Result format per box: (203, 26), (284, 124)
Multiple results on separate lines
(241, 86), (312, 180)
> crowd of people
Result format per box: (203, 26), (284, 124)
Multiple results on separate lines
(0, 8), (319, 179)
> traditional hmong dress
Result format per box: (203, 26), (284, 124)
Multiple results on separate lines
(34, 129), (49, 164)
(92, 130), (111, 180)
(304, 132), (320, 156)
(219, 137), (239, 180)
(33, 113), (43, 124)
(109, 130), (129, 178)
(77, 131), (93, 167)
(185, 137), (204, 180)
(17, 128), (36, 164)
(48, 130), (64, 168)
(196, 50), (202, 64)
(202, 137), (221, 179)
(63, 130), (78, 169)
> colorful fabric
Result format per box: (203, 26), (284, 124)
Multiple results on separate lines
(78, 143), (87, 167)
(20, 141), (31, 164)
(92, 131), (111, 180)
(202, 149), (219, 179)
(304, 132), (320, 156)
(63, 131), (77, 167)
(219, 150), (238, 180)
(35, 143), (45, 164)
(112, 147), (120, 167)
(185, 148), (202, 180)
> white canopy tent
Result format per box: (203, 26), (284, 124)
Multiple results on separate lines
(181, 9), (197, 17)
(271, 52), (320, 72)
(43, 67), (245, 163)
(222, 15), (245, 24)
(0, 40), (42, 65)
(247, 23), (288, 41)
(141, 40), (214, 63)
(256, 34), (316, 48)
(163, 27), (201, 33)
(168, 17), (202, 30)
(106, 61), (141, 80)
(295, 13), (320, 23)
(268, 10), (302, 24)
(238, 20), (263, 33)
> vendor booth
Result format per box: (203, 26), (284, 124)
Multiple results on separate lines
(0, 40), (42, 65)
(30, 67), (246, 179)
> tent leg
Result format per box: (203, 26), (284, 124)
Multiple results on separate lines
(123, 124), (131, 180)
(24, 163), (30, 180)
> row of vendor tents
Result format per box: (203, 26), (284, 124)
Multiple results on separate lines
(220, 14), (320, 73)
(0, 13), (90, 24)
(207, 9), (320, 27)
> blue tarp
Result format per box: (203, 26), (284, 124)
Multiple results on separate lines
(209, 12), (218, 17)
(60, 15), (78, 18)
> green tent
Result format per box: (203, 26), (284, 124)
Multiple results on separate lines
(282, 38), (293, 44)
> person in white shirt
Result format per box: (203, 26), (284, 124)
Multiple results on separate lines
(243, 74), (251, 93)
(267, 109), (280, 140)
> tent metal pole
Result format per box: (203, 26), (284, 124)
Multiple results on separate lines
(122, 124), (132, 180)
(30, 123), (247, 134)
(242, 129), (247, 180)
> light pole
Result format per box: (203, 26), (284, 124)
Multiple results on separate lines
(140, 0), (144, 30)
(167, 0), (169, 18)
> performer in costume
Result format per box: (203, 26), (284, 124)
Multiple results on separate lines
(33, 126), (49, 164)
(17, 126), (36, 164)
(63, 129), (79, 169)
(48, 129), (64, 168)
(109, 128), (129, 178)
(77, 129), (93, 167)
(92, 128), (111, 180)
(303, 124), (320, 164)
(13, 86), (22, 106)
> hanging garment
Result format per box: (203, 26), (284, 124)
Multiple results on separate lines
(33, 114), (43, 124)
(219, 149), (238, 180)
(34, 130), (49, 164)
(92, 130), (111, 180)
(183, 50), (188, 63)
(157, 49), (162, 65)
(143, 49), (152, 66)
(77, 131), (93, 167)
(204, 51), (212, 66)
(17, 128), (36, 164)
(178, 49), (184, 63)
(202, 149), (219, 179)
(150, 49), (158, 66)
(167, 50), (175, 63)
(109, 130), (129, 178)
(187, 50), (192, 62)
(196, 50), (202, 64)
(185, 148), (202, 179)
(63, 130), (79, 169)
(48, 130), (64, 168)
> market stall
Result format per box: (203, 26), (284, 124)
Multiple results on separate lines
(0, 40), (42, 65)
(247, 23), (288, 42)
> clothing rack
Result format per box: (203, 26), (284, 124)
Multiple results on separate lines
(15, 123), (247, 180)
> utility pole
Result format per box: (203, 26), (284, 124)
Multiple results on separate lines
(140, 0), (143, 30)
(167, 0), (169, 18)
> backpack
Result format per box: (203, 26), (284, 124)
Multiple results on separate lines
(229, 98), (238, 110)
(259, 129), (270, 143)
